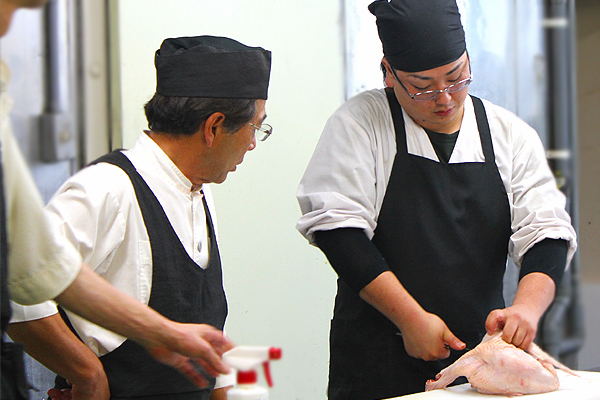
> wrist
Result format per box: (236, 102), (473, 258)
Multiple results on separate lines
(394, 302), (429, 333)
(68, 358), (107, 386)
(136, 313), (175, 351)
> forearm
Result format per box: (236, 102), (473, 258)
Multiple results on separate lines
(512, 272), (556, 321)
(6, 314), (105, 385)
(54, 264), (171, 349)
(359, 271), (425, 330)
(54, 263), (232, 383)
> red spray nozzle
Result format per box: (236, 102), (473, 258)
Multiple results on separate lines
(263, 347), (281, 387)
(223, 346), (282, 387)
(269, 347), (282, 360)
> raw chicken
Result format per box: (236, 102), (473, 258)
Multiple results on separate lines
(425, 331), (579, 395)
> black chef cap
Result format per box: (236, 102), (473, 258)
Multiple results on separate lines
(368, 0), (466, 72)
(155, 35), (271, 99)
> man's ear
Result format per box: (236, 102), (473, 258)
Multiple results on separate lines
(381, 57), (395, 88)
(203, 112), (226, 148)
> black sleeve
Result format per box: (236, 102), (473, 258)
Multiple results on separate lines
(314, 228), (389, 294)
(519, 238), (569, 287)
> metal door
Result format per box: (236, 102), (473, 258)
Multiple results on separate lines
(0, 0), (110, 397)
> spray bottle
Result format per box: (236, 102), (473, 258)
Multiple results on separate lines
(223, 346), (282, 400)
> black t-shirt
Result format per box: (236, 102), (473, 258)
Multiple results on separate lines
(424, 128), (459, 164)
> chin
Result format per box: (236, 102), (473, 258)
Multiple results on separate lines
(215, 175), (228, 184)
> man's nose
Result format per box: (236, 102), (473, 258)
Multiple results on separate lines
(435, 90), (452, 104)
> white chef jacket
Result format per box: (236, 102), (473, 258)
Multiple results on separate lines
(1, 60), (82, 307)
(297, 89), (577, 267)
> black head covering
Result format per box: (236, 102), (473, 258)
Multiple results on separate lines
(155, 35), (271, 99)
(368, 0), (466, 72)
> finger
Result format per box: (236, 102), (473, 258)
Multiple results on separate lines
(204, 331), (234, 356)
(501, 318), (518, 344)
(435, 346), (451, 361)
(47, 389), (71, 400)
(191, 357), (222, 378)
(485, 310), (505, 335)
(514, 327), (535, 351)
(214, 337), (234, 355)
(47, 389), (61, 400)
(197, 347), (230, 376)
(149, 346), (213, 384)
(178, 326), (231, 374)
(520, 332), (535, 352)
(166, 337), (230, 376)
(176, 359), (210, 388)
(417, 345), (447, 362)
(444, 332), (466, 351)
(511, 326), (528, 349)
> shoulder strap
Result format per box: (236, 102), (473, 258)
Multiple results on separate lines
(470, 96), (496, 162)
(88, 149), (135, 172)
(384, 87), (408, 154)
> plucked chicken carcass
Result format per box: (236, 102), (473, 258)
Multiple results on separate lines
(425, 331), (579, 395)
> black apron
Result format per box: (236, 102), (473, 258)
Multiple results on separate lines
(327, 90), (511, 400)
(56, 151), (227, 400)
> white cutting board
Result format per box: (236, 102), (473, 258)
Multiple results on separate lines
(386, 370), (600, 399)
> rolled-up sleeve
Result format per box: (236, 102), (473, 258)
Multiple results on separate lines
(490, 104), (577, 267)
(9, 300), (58, 323)
(297, 90), (395, 244)
(2, 122), (82, 305)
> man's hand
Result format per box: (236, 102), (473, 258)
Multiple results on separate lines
(210, 386), (232, 400)
(485, 303), (539, 351)
(55, 265), (234, 388)
(47, 375), (110, 400)
(400, 311), (466, 361)
(358, 272), (465, 362)
(485, 272), (556, 351)
(145, 322), (234, 388)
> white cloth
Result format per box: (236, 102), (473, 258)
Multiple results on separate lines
(1, 60), (82, 307)
(297, 89), (577, 267)
(10, 132), (233, 388)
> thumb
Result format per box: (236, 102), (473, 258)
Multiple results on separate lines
(443, 331), (466, 351)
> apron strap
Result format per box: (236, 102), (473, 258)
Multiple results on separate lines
(385, 88), (408, 153)
(471, 96), (496, 163)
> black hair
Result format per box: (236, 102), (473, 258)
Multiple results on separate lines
(144, 94), (257, 135)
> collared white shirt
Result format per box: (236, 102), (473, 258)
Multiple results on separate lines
(297, 89), (577, 266)
(1, 59), (82, 307)
(10, 132), (234, 388)
(11, 133), (218, 354)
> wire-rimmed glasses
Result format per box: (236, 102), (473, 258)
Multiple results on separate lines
(249, 123), (273, 142)
(391, 67), (473, 101)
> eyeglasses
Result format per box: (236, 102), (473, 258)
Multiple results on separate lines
(249, 123), (273, 142)
(390, 67), (472, 101)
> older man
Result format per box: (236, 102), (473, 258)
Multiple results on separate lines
(1, 2), (241, 400)
(8, 35), (272, 400)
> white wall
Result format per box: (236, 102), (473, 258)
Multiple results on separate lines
(115, 1), (345, 398)
(113, 1), (600, 396)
